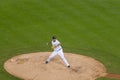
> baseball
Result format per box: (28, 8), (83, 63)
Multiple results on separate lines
(10, 59), (14, 62)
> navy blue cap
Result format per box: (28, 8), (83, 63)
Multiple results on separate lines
(52, 36), (56, 39)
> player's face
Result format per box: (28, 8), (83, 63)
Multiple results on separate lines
(53, 39), (56, 42)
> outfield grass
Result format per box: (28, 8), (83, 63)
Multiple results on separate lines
(0, 0), (120, 80)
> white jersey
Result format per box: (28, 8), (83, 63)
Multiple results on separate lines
(52, 39), (62, 51)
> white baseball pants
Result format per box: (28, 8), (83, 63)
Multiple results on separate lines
(47, 49), (70, 66)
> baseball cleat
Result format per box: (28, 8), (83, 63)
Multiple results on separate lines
(67, 65), (70, 68)
(45, 61), (48, 64)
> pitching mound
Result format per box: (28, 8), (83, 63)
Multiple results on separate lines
(4, 52), (107, 80)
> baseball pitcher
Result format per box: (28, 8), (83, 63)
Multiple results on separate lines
(45, 36), (70, 68)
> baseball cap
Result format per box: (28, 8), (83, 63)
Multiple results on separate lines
(52, 36), (56, 39)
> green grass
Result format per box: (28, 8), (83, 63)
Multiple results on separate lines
(0, 0), (120, 80)
(98, 77), (117, 80)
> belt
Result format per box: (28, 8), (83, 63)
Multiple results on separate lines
(57, 48), (62, 52)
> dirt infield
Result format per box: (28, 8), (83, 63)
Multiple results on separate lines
(4, 52), (107, 80)
(105, 73), (120, 79)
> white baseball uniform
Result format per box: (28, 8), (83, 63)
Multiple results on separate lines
(46, 39), (70, 66)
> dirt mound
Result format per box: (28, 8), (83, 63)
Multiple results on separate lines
(4, 52), (107, 80)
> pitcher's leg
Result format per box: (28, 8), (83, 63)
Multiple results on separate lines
(58, 50), (70, 67)
(46, 51), (57, 63)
